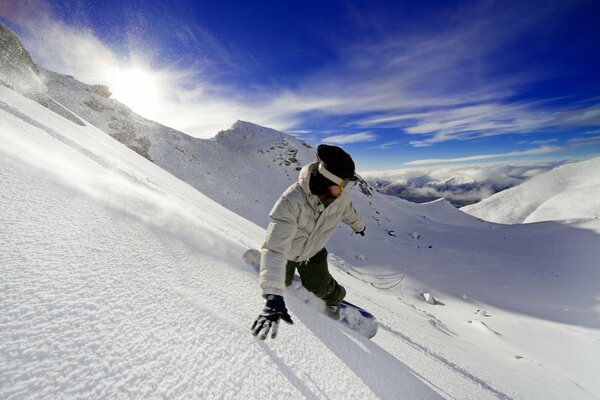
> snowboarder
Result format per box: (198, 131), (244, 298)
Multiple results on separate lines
(251, 144), (366, 340)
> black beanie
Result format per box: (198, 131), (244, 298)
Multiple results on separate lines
(317, 144), (355, 181)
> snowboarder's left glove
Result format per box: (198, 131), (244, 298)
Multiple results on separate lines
(251, 294), (293, 340)
(357, 227), (366, 236)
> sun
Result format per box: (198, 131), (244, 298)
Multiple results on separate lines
(109, 67), (162, 118)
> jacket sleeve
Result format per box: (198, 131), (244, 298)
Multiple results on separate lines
(259, 195), (299, 297)
(342, 200), (365, 233)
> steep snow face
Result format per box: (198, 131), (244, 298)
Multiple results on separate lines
(0, 86), (444, 400)
(461, 157), (600, 232)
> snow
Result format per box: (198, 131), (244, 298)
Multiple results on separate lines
(461, 157), (600, 233)
(2, 83), (600, 399)
(0, 86), (438, 399)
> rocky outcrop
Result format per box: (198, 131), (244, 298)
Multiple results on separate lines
(0, 23), (85, 125)
(42, 69), (153, 160)
(0, 23), (44, 94)
(0, 22), (152, 158)
(89, 84), (111, 98)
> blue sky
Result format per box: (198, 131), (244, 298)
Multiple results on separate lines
(2, 0), (600, 170)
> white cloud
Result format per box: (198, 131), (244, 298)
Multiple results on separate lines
(362, 160), (564, 183)
(362, 160), (568, 206)
(1, 3), (307, 138)
(0, 1), (513, 140)
(374, 140), (404, 150)
(518, 139), (559, 145)
(404, 145), (566, 166)
(568, 136), (600, 147)
(280, 3), (599, 145)
(322, 132), (377, 144)
(3, 1), (598, 144)
(285, 130), (313, 134)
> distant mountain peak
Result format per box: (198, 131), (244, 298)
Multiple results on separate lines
(216, 120), (287, 143)
(232, 120), (271, 130)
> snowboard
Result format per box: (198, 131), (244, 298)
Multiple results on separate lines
(243, 248), (378, 339)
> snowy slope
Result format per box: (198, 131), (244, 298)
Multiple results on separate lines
(0, 86), (442, 399)
(39, 68), (316, 225)
(461, 157), (600, 232)
(3, 81), (600, 399)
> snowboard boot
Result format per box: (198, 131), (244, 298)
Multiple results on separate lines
(326, 303), (341, 320)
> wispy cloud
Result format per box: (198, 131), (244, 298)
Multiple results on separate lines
(282, 4), (543, 122)
(322, 132), (377, 144)
(410, 104), (600, 147)
(266, 2), (600, 147)
(518, 139), (559, 145)
(3, 0), (598, 146)
(374, 140), (404, 150)
(0, 2), (298, 137)
(569, 136), (600, 147)
(404, 145), (565, 166)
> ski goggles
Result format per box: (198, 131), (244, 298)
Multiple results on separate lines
(318, 162), (358, 192)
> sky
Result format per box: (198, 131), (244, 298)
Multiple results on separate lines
(1, 0), (600, 171)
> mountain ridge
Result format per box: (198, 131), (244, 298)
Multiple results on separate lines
(462, 156), (600, 232)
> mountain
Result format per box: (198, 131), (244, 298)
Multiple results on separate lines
(2, 23), (600, 399)
(461, 157), (600, 233)
(0, 23), (41, 93)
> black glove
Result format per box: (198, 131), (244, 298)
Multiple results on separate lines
(251, 294), (294, 340)
(357, 227), (366, 236)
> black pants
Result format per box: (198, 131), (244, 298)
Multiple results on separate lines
(285, 248), (346, 306)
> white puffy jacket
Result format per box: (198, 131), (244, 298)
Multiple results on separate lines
(259, 162), (365, 296)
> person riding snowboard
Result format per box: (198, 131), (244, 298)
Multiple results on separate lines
(251, 144), (366, 340)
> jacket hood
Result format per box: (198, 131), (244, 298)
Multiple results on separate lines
(298, 162), (318, 194)
(298, 162), (321, 212)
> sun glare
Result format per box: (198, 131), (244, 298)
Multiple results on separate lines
(109, 67), (162, 118)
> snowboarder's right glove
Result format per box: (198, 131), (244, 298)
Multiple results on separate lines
(251, 294), (294, 340)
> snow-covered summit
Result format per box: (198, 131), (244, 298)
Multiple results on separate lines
(217, 120), (311, 148)
(462, 156), (600, 232)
